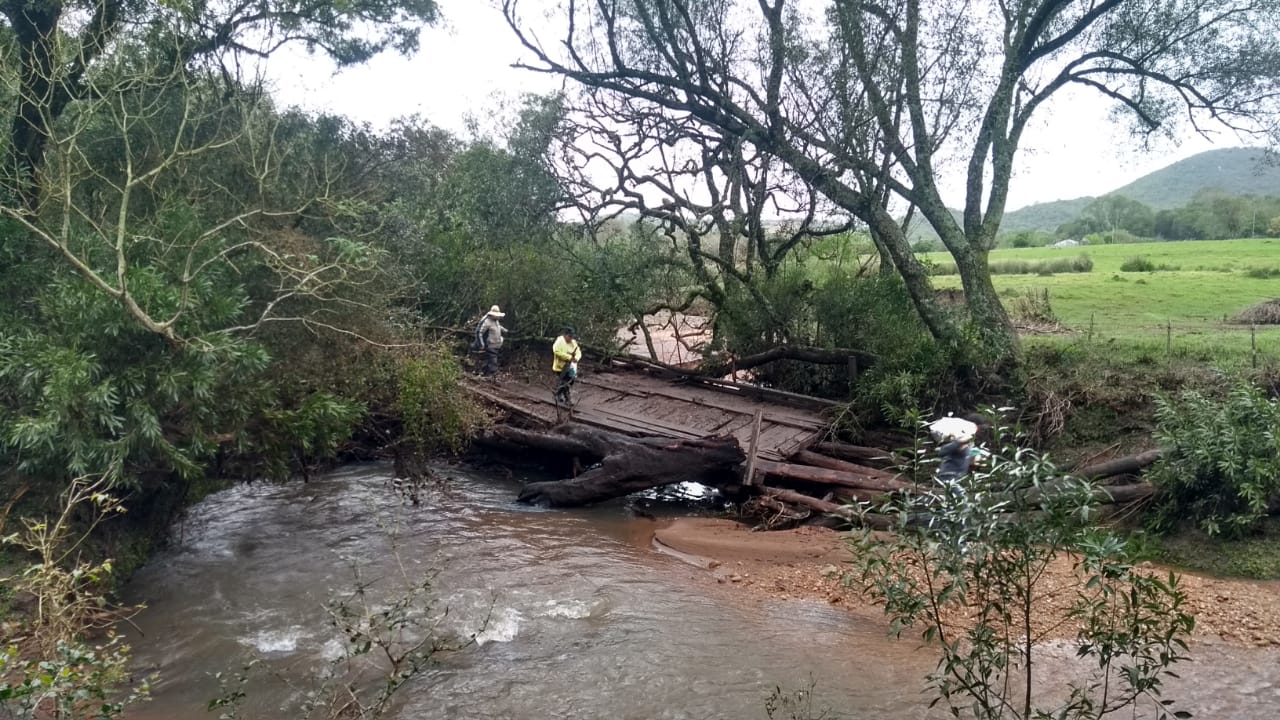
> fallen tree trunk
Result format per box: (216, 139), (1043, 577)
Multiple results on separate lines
(1074, 450), (1163, 480)
(495, 424), (745, 507)
(1093, 482), (1154, 504)
(760, 488), (897, 530)
(697, 345), (877, 377)
(812, 442), (904, 468)
(792, 450), (900, 481)
(754, 459), (917, 493)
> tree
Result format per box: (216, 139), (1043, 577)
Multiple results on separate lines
(503, 0), (1280, 368)
(1060, 195), (1155, 239)
(548, 90), (854, 347)
(0, 48), (376, 489)
(0, 0), (440, 210)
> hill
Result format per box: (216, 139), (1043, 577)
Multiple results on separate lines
(1001, 147), (1279, 233)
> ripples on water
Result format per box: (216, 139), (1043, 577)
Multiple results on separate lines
(123, 464), (1279, 719)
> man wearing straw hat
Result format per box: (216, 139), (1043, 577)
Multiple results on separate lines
(476, 305), (508, 377)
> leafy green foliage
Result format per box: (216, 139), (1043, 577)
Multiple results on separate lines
(0, 639), (151, 720)
(0, 476), (152, 720)
(852, 423), (1195, 720)
(397, 348), (487, 456)
(1148, 383), (1280, 537)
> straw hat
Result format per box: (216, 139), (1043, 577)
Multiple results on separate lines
(486, 305), (506, 318)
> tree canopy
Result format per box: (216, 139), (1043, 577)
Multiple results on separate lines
(0, 0), (441, 208)
(503, 0), (1280, 367)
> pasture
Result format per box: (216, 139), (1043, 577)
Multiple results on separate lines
(923, 238), (1280, 362)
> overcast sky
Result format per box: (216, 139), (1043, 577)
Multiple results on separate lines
(266, 1), (1241, 212)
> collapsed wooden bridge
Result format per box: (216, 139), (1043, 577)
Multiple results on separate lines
(462, 360), (1156, 527)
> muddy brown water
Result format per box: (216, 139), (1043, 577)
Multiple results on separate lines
(123, 464), (1279, 719)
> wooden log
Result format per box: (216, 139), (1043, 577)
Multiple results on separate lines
(755, 459), (917, 493)
(743, 408), (763, 486)
(504, 424), (746, 507)
(1074, 450), (1163, 480)
(1017, 478), (1155, 507)
(792, 450), (899, 480)
(1094, 482), (1154, 504)
(698, 345), (878, 377)
(812, 441), (903, 468)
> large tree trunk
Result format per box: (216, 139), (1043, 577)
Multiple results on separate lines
(486, 424), (745, 507)
(952, 244), (1019, 364)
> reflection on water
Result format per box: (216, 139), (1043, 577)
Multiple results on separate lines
(123, 463), (1279, 719)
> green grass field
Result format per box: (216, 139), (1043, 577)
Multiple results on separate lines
(922, 239), (1280, 362)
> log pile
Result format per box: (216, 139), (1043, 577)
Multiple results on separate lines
(479, 421), (1161, 528)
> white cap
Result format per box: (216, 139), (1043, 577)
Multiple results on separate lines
(487, 305), (505, 318)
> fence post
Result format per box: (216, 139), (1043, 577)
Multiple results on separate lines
(1166, 320), (1172, 358)
(1252, 323), (1258, 369)
(1088, 313), (1095, 344)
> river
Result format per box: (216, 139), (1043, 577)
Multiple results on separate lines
(123, 463), (1279, 719)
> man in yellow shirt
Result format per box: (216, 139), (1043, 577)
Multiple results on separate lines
(552, 327), (581, 404)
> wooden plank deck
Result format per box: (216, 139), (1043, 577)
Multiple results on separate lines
(465, 366), (830, 462)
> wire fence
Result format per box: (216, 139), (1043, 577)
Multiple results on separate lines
(1021, 315), (1280, 368)
(617, 310), (1280, 370)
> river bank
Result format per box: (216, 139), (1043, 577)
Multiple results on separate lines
(652, 517), (1280, 648)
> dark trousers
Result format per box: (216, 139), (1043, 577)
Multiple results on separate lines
(481, 349), (500, 376)
(554, 366), (575, 401)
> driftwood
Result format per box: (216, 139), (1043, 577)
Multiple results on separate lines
(760, 488), (896, 530)
(486, 424), (745, 507)
(754, 459), (917, 493)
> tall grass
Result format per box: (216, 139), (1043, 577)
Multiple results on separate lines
(929, 254), (1093, 277)
(1120, 255), (1181, 272)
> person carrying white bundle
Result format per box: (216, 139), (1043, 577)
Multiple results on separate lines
(930, 415), (987, 483)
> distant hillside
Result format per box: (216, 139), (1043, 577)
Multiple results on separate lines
(1002, 147), (1279, 233)
(1108, 147), (1279, 208)
(999, 197), (1092, 234)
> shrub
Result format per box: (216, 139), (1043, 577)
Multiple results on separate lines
(1244, 266), (1280, 279)
(852, 422), (1195, 720)
(1120, 256), (1180, 272)
(1008, 288), (1056, 325)
(1232, 298), (1280, 325)
(1148, 383), (1280, 537)
(398, 345), (488, 455)
(1120, 256), (1156, 272)
(929, 254), (1093, 277)
(0, 476), (153, 719)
